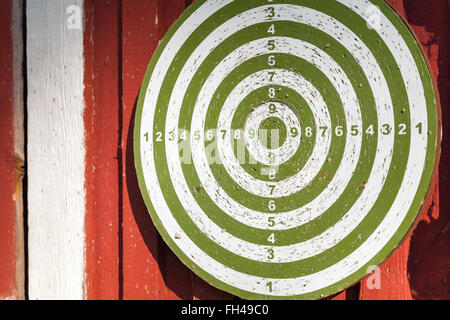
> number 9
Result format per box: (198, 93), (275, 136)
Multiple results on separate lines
(290, 127), (298, 137)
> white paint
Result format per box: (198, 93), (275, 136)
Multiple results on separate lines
(138, 1), (428, 295)
(66, 5), (82, 30)
(27, 0), (86, 300)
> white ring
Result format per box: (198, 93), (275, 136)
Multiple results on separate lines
(214, 68), (331, 199)
(244, 102), (301, 166)
(139, 1), (426, 295)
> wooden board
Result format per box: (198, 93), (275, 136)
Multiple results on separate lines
(3, 0), (446, 300)
(132, 0), (441, 299)
(360, 0), (449, 300)
(0, 0), (19, 300)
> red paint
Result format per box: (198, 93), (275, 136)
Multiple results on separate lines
(83, 0), (121, 300)
(121, 0), (193, 300)
(360, 0), (449, 300)
(0, 0), (18, 299)
(360, 239), (413, 300)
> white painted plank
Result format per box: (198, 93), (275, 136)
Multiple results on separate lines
(27, 0), (86, 300)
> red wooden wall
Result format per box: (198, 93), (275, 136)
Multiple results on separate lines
(0, 0), (448, 300)
(82, 0), (449, 300)
(0, 0), (18, 300)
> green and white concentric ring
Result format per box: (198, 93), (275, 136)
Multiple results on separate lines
(243, 102), (301, 166)
(134, 0), (438, 299)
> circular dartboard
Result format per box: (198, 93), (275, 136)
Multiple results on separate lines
(134, 0), (441, 299)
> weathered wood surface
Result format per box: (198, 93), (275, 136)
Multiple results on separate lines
(360, 0), (449, 300)
(0, 0), (25, 300)
(121, 0), (189, 300)
(0, 0), (447, 300)
(83, 0), (121, 300)
(27, 0), (87, 299)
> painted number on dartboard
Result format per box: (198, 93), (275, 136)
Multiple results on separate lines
(145, 123), (426, 144)
(267, 248), (274, 260)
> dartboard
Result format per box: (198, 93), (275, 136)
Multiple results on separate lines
(134, 0), (440, 299)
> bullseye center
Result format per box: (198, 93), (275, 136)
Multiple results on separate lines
(258, 117), (287, 149)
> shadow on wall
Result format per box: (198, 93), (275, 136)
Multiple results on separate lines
(404, 0), (450, 300)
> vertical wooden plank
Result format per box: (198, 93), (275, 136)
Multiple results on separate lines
(183, 0), (233, 300)
(0, 0), (18, 300)
(27, 0), (86, 299)
(12, 0), (25, 300)
(192, 276), (234, 300)
(121, 0), (193, 299)
(359, 0), (413, 300)
(360, 0), (448, 300)
(83, 0), (120, 300)
(329, 291), (347, 300)
(400, 0), (449, 300)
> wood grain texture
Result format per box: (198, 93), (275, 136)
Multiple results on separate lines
(108, 0), (447, 300)
(0, 0), (18, 300)
(27, 0), (86, 300)
(83, 0), (121, 300)
(360, 239), (413, 300)
(360, 0), (449, 300)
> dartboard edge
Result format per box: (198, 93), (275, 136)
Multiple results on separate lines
(134, 0), (441, 300)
